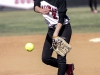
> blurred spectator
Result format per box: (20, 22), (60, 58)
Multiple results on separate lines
(89, 0), (98, 13)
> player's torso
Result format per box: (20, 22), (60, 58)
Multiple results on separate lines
(40, 0), (58, 27)
(40, 0), (69, 27)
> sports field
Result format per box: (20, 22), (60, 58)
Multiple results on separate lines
(0, 7), (100, 75)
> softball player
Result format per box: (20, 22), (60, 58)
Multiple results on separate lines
(89, 0), (98, 13)
(34, 0), (74, 75)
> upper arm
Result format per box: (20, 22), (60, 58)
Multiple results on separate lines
(58, 0), (67, 13)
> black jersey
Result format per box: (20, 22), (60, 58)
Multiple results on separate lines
(34, 0), (69, 27)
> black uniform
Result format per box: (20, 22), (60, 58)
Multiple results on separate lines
(34, 0), (72, 75)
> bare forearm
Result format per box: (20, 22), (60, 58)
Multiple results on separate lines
(53, 23), (62, 37)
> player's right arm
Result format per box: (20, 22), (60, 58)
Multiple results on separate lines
(34, 0), (50, 14)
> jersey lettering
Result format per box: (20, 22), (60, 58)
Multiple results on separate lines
(41, 5), (57, 19)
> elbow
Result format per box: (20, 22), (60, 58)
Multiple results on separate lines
(58, 19), (64, 25)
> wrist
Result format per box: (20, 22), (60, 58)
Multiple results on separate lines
(52, 36), (58, 38)
(53, 32), (58, 37)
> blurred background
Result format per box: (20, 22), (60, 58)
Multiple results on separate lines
(0, 0), (100, 11)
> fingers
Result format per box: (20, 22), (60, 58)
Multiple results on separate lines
(41, 8), (50, 14)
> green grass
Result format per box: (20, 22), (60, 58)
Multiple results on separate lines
(0, 10), (47, 36)
(67, 7), (100, 33)
(0, 6), (100, 36)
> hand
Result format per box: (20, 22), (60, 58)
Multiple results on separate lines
(40, 8), (50, 14)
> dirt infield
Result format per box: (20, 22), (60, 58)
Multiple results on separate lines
(0, 33), (100, 75)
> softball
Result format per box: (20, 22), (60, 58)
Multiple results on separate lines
(25, 43), (34, 52)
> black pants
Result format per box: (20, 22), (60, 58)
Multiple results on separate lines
(42, 23), (72, 75)
(89, 0), (97, 11)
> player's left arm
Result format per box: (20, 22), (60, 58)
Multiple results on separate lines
(53, 0), (67, 37)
